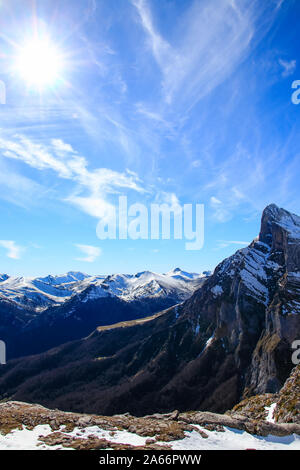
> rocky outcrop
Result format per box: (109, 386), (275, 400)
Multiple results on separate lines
(0, 401), (206, 450)
(228, 393), (279, 421)
(274, 365), (300, 424)
(227, 365), (300, 425)
(0, 401), (299, 451)
(180, 410), (300, 437)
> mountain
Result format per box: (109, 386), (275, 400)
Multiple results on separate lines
(0, 269), (206, 310)
(0, 204), (299, 417)
(0, 269), (208, 359)
(0, 275), (75, 310)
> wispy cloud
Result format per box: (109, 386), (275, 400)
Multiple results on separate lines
(75, 244), (101, 263)
(216, 240), (250, 249)
(51, 138), (76, 155)
(275, 0), (286, 10)
(132, 0), (266, 112)
(0, 240), (24, 259)
(209, 196), (231, 223)
(0, 133), (145, 219)
(66, 195), (115, 221)
(204, 134), (297, 222)
(0, 157), (46, 208)
(0, 132), (185, 227)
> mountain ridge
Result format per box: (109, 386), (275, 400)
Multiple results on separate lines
(0, 268), (209, 359)
(0, 268), (208, 311)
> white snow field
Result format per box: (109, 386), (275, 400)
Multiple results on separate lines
(0, 424), (299, 450)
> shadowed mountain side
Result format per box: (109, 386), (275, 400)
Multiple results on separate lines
(0, 305), (238, 415)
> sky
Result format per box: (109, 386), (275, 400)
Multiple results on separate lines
(0, 0), (299, 277)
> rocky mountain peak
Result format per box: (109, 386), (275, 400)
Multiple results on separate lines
(259, 204), (283, 246)
(259, 204), (300, 247)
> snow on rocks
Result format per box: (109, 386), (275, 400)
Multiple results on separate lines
(211, 285), (223, 297)
(0, 402), (299, 450)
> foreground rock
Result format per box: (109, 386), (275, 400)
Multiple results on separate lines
(0, 399), (299, 450)
(0, 401), (208, 450)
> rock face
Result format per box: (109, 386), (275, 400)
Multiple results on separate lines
(247, 205), (300, 395)
(0, 204), (299, 416)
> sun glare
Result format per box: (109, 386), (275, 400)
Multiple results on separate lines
(15, 38), (64, 88)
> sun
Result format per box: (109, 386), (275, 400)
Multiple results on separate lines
(15, 37), (64, 88)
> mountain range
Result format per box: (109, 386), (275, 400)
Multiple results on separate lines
(0, 204), (299, 419)
(0, 268), (209, 359)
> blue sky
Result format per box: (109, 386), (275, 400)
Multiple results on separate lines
(0, 0), (299, 277)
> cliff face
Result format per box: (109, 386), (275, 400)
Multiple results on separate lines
(247, 205), (300, 394)
(0, 204), (299, 416)
(174, 204), (300, 407)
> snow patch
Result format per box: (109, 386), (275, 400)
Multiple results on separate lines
(1, 422), (299, 450)
(211, 285), (223, 297)
(265, 403), (277, 423)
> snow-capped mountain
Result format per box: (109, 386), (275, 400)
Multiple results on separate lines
(0, 269), (208, 311)
(0, 275), (74, 310)
(74, 269), (207, 304)
(0, 268), (209, 359)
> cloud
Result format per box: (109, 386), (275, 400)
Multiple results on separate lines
(216, 240), (250, 249)
(0, 133), (185, 232)
(0, 134), (145, 219)
(0, 157), (46, 208)
(154, 191), (183, 216)
(135, 102), (174, 131)
(210, 196), (222, 206)
(210, 196), (231, 222)
(0, 240), (23, 259)
(51, 139), (76, 155)
(0, 134), (73, 178)
(0, 134), (144, 193)
(75, 244), (101, 263)
(279, 58), (296, 77)
(132, 0), (267, 112)
(203, 130), (300, 222)
(66, 195), (115, 221)
(275, 0), (286, 10)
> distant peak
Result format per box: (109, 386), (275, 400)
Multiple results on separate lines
(135, 271), (153, 278)
(66, 271), (89, 279)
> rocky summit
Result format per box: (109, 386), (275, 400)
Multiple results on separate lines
(0, 204), (299, 419)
